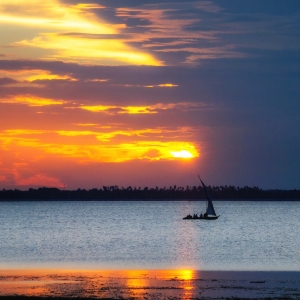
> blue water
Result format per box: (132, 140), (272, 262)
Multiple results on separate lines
(0, 201), (299, 271)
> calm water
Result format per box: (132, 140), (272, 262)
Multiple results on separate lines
(0, 201), (299, 271)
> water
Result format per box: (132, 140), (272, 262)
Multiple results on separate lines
(0, 201), (299, 271)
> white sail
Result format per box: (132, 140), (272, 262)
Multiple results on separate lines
(199, 177), (217, 216)
(206, 196), (216, 216)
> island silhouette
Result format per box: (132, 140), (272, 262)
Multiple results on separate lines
(1, 185), (299, 200)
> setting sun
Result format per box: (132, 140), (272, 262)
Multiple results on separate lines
(170, 150), (195, 158)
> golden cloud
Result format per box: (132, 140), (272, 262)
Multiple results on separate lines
(80, 105), (156, 115)
(0, 0), (114, 33)
(0, 0), (161, 65)
(57, 128), (167, 142)
(0, 129), (199, 163)
(41, 141), (199, 162)
(79, 102), (205, 115)
(1, 95), (64, 106)
(144, 83), (178, 88)
(0, 69), (77, 87)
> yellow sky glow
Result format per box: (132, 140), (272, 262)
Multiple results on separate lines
(0, 130), (199, 163)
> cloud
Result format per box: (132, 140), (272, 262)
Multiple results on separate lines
(1, 1), (300, 190)
(110, 2), (244, 64)
(50, 141), (198, 162)
(1, 1), (300, 68)
(0, 77), (18, 85)
(0, 0), (161, 65)
(0, 0), (112, 32)
(0, 127), (199, 164)
(1, 95), (65, 106)
(56, 126), (197, 142)
(16, 33), (161, 65)
(16, 174), (64, 188)
(78, 102), (203, 115)
(93, 1), (300, 65)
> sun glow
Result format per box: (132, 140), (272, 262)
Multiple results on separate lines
(170, 150), (194, 158)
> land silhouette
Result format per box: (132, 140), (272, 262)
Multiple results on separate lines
(1, 185), (300, 200)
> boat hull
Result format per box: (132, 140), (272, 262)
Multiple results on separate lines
(183, 215), (220, 220)
(183, 177), (220, 221)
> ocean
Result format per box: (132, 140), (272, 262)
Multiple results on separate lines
(0, 200), (299, 271)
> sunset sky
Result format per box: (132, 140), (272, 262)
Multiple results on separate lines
(1, 0), (300, 190)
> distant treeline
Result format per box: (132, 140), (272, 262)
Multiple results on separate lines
(1, 185), (300, 200)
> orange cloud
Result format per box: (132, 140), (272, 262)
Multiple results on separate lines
(56, 127), (193, 142)
(0, 129), (199, 163)
(39, 141), (199, 162)
(16, 174), (64, 188)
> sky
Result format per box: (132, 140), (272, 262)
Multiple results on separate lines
(0, 0), (300, 190)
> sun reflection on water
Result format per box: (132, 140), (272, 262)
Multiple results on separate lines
(0, 269), (201, 299)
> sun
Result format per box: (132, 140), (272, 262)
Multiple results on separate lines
(170, 150), (194, 158)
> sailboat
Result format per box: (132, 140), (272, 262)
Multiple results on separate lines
(183, 176), (220, 220)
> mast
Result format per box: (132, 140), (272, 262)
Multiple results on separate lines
(198, 175), (217, 216)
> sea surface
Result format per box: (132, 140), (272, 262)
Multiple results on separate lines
(0, 200), (299, 271)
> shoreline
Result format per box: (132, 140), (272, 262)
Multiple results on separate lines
(1, 269), (299, 299)
(1, 199), (300, 201)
